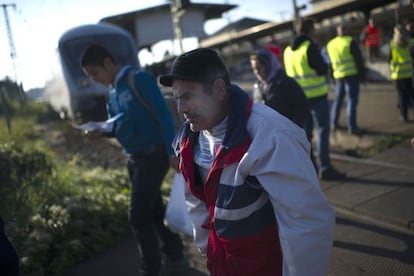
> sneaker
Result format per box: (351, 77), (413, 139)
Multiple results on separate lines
(319, 167), (346, 181)
(160, 257), (190, 276)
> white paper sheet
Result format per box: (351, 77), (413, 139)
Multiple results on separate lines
(78, 113), (124, 133)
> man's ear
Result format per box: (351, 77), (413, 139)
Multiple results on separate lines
(103, 57), (113, 68)
(213, 79), (227, 100)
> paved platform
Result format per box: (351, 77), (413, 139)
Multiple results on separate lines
(71, 81), (414, 275)
(319, 82), (414, 235)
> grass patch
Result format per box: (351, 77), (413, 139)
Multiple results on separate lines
(340, 129), (414, 159)
(362, 134), (408, 157)
(0, 100), (155, 275)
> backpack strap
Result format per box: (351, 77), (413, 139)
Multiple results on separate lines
(127, 69), (160, 126)
(127, 69), (183, 133)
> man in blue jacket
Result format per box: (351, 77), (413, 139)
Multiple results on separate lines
(80, 44), (187, 276)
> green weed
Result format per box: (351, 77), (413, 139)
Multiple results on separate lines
(0, 100), (135, 275)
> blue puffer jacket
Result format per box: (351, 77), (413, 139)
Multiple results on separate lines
(106, 66), (175, 156)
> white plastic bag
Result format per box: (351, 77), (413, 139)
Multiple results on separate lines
(165, 172), (193, 237)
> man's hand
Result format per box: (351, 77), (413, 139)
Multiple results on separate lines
(169, 156), (179, 171)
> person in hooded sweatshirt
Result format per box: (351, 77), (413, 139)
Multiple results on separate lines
(249, 48), (310, 128)
(283, 17), (346, 181)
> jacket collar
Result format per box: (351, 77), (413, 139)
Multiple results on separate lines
(173, 84), (252, 154)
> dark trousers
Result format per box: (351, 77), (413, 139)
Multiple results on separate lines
(0, 217), (19, 276)
(395, 78), (414, 121)
(367, 46), (380, 62)
(304, 96), (331, 173)
(127, 149), (184, 275)
(330, 76), (360, 132)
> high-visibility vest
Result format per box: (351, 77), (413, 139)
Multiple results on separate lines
(284, 40), (328, 99)
(389, 41), (413, 80)
(326, 36), (357, 79)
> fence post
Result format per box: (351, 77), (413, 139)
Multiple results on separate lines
(0, 87), (11, 133)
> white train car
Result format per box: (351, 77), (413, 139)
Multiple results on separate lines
(44, 23), (139, 122)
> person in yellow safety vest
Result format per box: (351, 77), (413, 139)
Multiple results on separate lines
(389, 25), (414, 122)
(326, 24), (365, 135)
(283, 17), (346, 181)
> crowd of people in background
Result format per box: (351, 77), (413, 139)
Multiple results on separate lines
(251, 16), (414, 154)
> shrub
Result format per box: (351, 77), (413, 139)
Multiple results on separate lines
(0, 100), (132, 275)
(0, 144), (131, 275)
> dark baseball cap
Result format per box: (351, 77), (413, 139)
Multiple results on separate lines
(159, 48), (230, 87)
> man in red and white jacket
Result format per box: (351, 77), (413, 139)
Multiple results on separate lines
(160, 48), (335, 276)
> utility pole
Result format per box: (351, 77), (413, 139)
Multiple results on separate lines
(394, 0), (401, 25)
(1, 3), (18, 83)
(0, 86), (11, 133)
(292, 0), (300, 37)
(170, 0), (189, 55)
(291, 0), (306, 37)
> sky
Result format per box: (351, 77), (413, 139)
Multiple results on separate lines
(0, 0), (309, 90)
